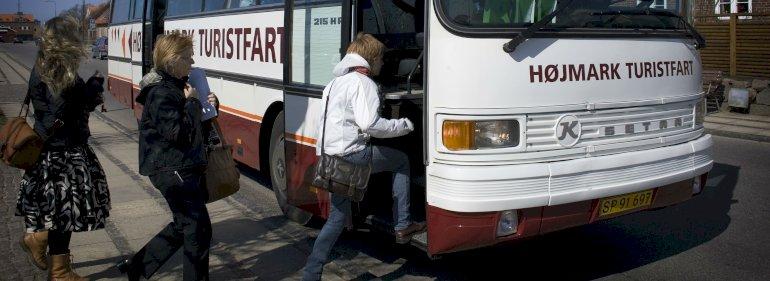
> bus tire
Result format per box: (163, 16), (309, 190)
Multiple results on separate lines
(269, 111), (312, 225)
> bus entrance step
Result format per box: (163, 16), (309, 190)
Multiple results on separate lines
(411, 231), (427, 246)
(364, 215), (428, 248)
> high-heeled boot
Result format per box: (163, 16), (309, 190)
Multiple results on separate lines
(49, 253), (88, 281)
(19, 231), (48, 270)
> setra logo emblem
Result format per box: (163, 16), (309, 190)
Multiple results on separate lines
(555, 114), (581, 147)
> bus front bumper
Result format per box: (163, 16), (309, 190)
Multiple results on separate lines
(425, 134), (713, 255)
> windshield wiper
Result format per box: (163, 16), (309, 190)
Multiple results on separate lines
(502, 0), (577, 53)
(591, 8), (706, 49)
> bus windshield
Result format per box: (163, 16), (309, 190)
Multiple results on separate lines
(439, 0), (685, 31)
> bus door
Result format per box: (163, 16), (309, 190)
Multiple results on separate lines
(351, 0), (428, 232)
(281, 0), (352, 218)
(131, 0), (165, 119)
(142, 0), (166, 76)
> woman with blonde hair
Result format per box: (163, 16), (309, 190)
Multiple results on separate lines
(302, 33), (424, 281)
(116, 32), (218, 281)
(16, 16), (110, 281)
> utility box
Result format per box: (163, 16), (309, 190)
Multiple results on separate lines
(728, 87), (750, 111)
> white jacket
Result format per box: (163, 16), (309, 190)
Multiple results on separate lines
(315, 53), (413, 156)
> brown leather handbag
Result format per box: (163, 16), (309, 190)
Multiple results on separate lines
(0, 95), (44, 170)
(311, 79), (372, 202)
(204, 119), (240, 203)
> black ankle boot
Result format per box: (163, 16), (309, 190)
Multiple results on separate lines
(116, 259), (141, 281)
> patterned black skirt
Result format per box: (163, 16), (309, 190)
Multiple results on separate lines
(15, 145), (111, 232)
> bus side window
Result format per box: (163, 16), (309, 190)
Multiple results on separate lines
(229, 0), (284, 9)
(230, 0), (256, 8)
(205, 0), (228, 11)
(111, 0), (131, 24)
(167, 0), (203, 16)
(131, 0), (145, 20)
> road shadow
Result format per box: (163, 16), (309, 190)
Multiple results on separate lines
(237, 163), (272, 188)
(75, 256), (127, 280)
(207, 217), (309, 280)
(80, 215), (305, 280)
(323, 162), (739, 280)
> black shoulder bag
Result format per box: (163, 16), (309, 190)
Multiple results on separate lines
(311, 79), (372, 202)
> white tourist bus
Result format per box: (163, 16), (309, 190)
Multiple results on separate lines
(108, 0), (713, 256)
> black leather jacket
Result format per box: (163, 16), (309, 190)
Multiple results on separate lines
(27, 67), (104, 150)
(136, 70), (206, 176)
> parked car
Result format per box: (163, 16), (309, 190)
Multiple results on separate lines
(13, 37), (23, 44)
(92, 36), (107, 59)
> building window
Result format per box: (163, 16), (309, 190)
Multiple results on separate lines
(715, 0), (752, 18)
(736, 0), (751, 13)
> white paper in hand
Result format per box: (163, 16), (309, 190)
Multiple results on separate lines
(188, 68), (218, 121)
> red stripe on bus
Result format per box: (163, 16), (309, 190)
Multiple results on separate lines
(285, 133), (317, 145)
(108, 74), (132, 83)
(219, 105), (264, 122)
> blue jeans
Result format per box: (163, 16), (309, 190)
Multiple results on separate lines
(302, 145), (411, 281)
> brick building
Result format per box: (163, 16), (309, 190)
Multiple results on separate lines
(0, 25), (17, 43)
(692, 0), (770, 23)
(86, 3), (111, 42)
(0, 13), (40, 41)
(691, 0), (770, 79)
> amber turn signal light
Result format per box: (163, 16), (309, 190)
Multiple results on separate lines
(442, 120), (474, 151)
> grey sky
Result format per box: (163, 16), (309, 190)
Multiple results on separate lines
(0, 0), (108, 24)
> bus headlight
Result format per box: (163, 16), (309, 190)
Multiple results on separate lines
(442, 120), (520, 151)
(496, 210), (518, 237)
(695, 98), (705, 127)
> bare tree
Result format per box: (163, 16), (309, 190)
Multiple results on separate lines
(57, 4), (89, 42)
(59, 4), (85, 23)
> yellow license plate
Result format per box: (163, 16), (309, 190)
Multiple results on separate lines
(598, 190), (654, 217)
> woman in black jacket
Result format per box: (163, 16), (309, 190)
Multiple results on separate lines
(16, 16), (109, 281)
(116, 32), (218, 281)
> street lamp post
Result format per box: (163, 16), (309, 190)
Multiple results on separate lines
(43, 0), (56, 18)
(82, 0), (86, 42)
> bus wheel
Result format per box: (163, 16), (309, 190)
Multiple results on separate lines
(269, 111), (312, 225)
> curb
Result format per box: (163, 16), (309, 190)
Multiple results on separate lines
(705, 128), (770, 143)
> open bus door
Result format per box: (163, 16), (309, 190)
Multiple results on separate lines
(278, 0), (352, 222)
(131, 0), (165, 119)
(142, 0), (166, 76)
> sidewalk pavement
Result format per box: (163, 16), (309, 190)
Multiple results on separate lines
(0, 90), (47, 280)
(0, 47), (46, 281)
(705, 111), (770, 143)
(0, 51), (351, 281)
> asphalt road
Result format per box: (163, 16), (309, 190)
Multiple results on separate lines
(2, 42), (768, 280)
